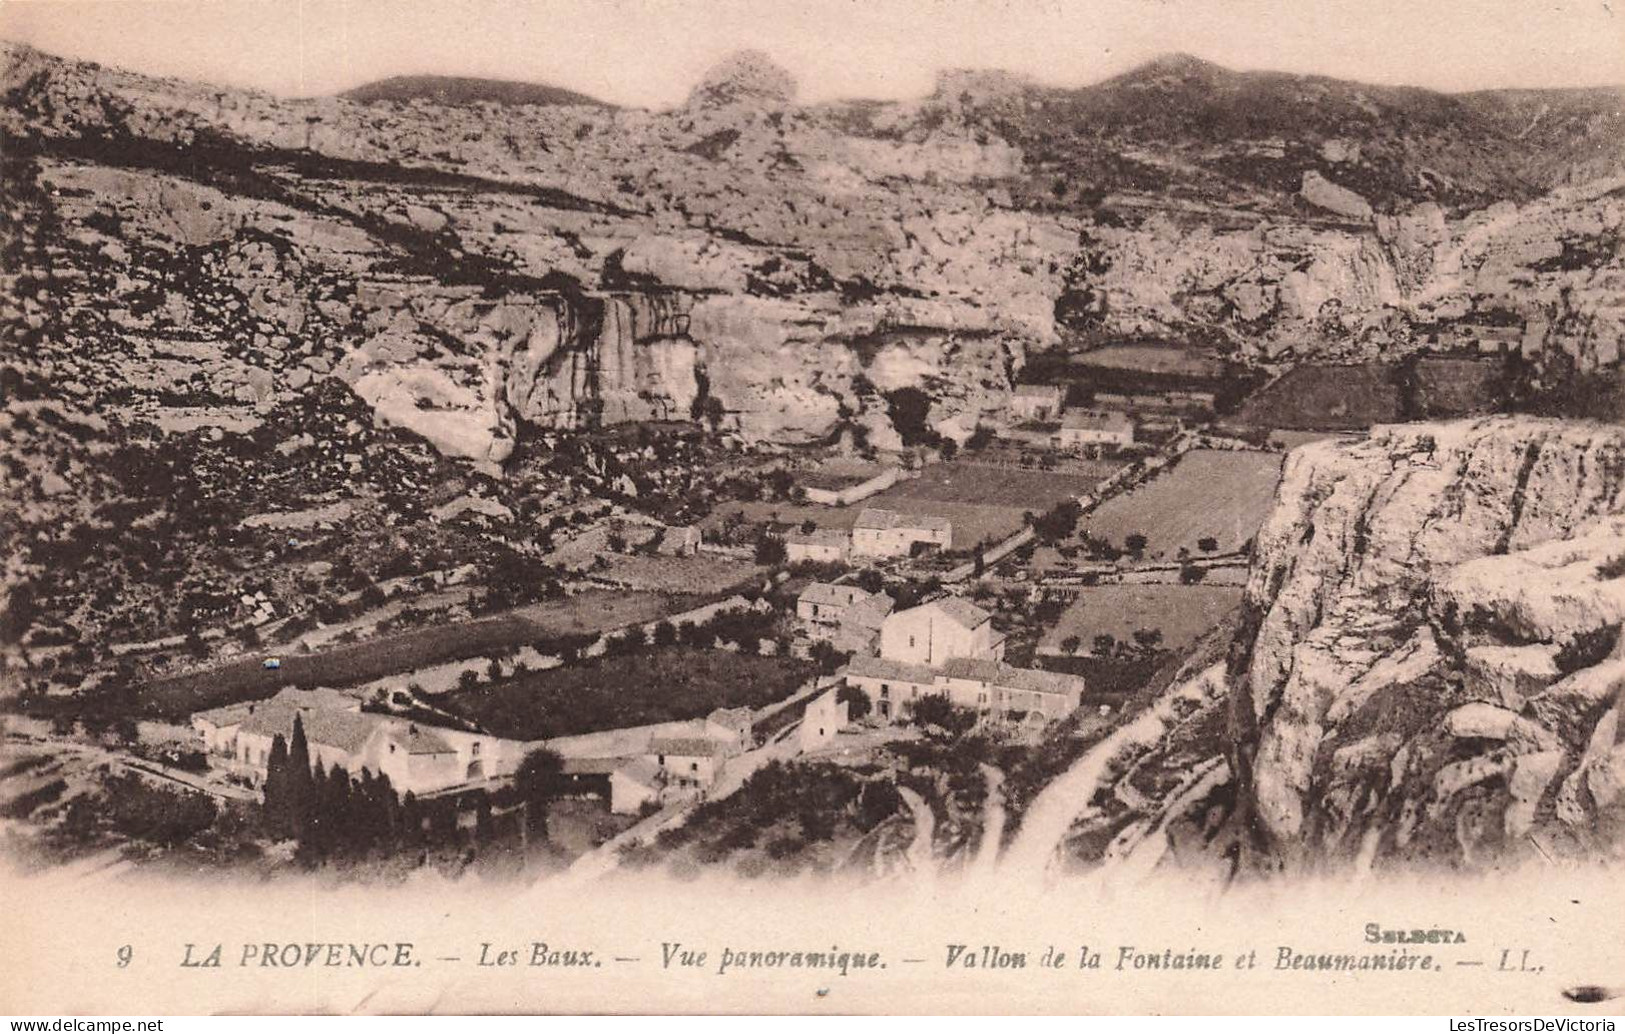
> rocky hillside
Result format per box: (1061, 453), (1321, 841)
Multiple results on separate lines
(1021, 418), (1625, 875)
(3, 43), (1622, 466)
(341, 75), (610, 109)
(1232, 417), (1625, 868)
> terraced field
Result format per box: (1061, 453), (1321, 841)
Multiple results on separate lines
(1077, 449), (1284, 560)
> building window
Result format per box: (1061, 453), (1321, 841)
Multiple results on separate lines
(909, 635), (916, 648)
(690, 762), (699, 773)
(880, 685), (890, 699)
(471, 742), (481, 757)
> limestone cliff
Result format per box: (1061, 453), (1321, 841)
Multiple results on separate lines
(1229, 418), (1625, 868)
(5, 42), (1621, 465)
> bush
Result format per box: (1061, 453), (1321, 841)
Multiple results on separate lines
(103, 774), (217, 846)
(1555, 623), (1621, 676)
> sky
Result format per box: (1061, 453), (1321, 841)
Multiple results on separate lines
(3, 0), (1623, 107)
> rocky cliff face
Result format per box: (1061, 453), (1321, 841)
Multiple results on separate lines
(1230, 418), (1625, 869)
(4, 43), (1621, 465)
(1018, 419), (1625, 877)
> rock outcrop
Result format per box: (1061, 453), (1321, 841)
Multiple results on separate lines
(3, 41), (1622, 466)
(1229, 418), (1625, 868)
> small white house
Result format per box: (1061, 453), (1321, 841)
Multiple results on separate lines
(786, 528), (851, 564)
(1010, 384), (1064, 422)
(797, 686), (849, 752)
(851, 508), (952, 558)
(878, 598), (1004, 667)
(1059, 410), (1134, 450)
(647, 737), (730, 790)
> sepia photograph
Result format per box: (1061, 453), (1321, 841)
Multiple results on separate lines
(1, 0), (1623, 1017)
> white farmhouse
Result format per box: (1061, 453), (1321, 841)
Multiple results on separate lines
(193, 687), (527, 796)
(878, 598), (1004, 667)
(786, 528), (851, 564)
(1059, 410), (1135, 450)
(1009, 384), (1064, 422)
(851, 508), (951, 558)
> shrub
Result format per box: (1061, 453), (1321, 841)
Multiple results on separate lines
(1555, 623), (1621, 676)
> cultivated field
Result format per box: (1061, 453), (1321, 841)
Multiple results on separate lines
(1071, 344), (1226, 378)
(442, 647), (818, 740)
(1078, 449), (1283, 559)
(863, 461), (1112, 547)
(137, 589), (705, 718)
(1038, 584), (1245, 656)
(706, 461), (1115, 550)
(1229, 363), (1402, 430)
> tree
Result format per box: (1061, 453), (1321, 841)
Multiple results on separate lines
(514, 747), (565, 838)
(837, 683), (872, 721)
(909, 694), (976, 739)
(855, 781), (901, 831)
(884, 387), (939, 448)
(1092, 633), (1117, 657)
(262, 733), (292, 838)
(966, 425), (995, 451)
(287, 714), (314, 839)
(1179, 563), (1207, 585)
(1132, 628), (1164, 654)
(754, 535), (787, 566)
(652, 620), (678, 647)
(1033, 499), (1084, 544)
(1060, 635), (1082, 655)
(1197, 536), (1219, 553)
(458, 668), (482, 691)
(1124, 533), (1148, 556)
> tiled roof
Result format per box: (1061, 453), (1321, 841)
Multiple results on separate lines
(799, 582), (865, 608)
(562, 756), (623, 776)
(787, 529), (850, 548)
(853, 508), (951, 534)
(615, 757), (664, 789)
(205, 687), (455, 756)
(195, 686), (357, 727)
(843, 655), (937, 685)
(938, 657), (1086, 698)
(931, 596), (992, 630)
(1061, 409), (1134, 433)
(1013, 384), (1062, 398)
(649, 737), (731, 758)
(240, 706), (379, 755)
(842, 594), (894, 631)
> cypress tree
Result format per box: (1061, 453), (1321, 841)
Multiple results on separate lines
(402, 791), (422, 847)
(263, 733), (290, 838)
(287, 713), (313, 839)
(376, 772), (401, 847)
(326, 765), (354, 856)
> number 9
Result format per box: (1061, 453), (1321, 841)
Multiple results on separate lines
(116, 945), (133, 968)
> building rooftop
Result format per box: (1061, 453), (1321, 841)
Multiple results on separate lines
(649, 737), (732, 758)
(798, 582), (869, 608)
(1061, 409), (1134, 433)
(1013, 384), (1063, 398)
(938, 657), (1087, 698)
(842, 594), (895, 631)
(199, 686), (460, 756)
(843, 655), (938, 685)
(787, 528), (851, 548)
(853, 508), (952, 534)
(921, 596), (992, 631)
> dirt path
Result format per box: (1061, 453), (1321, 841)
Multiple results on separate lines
(1000, 662), (1224, 879)
(970, 763), (1005, 880)
(896, 785), (936, 880)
